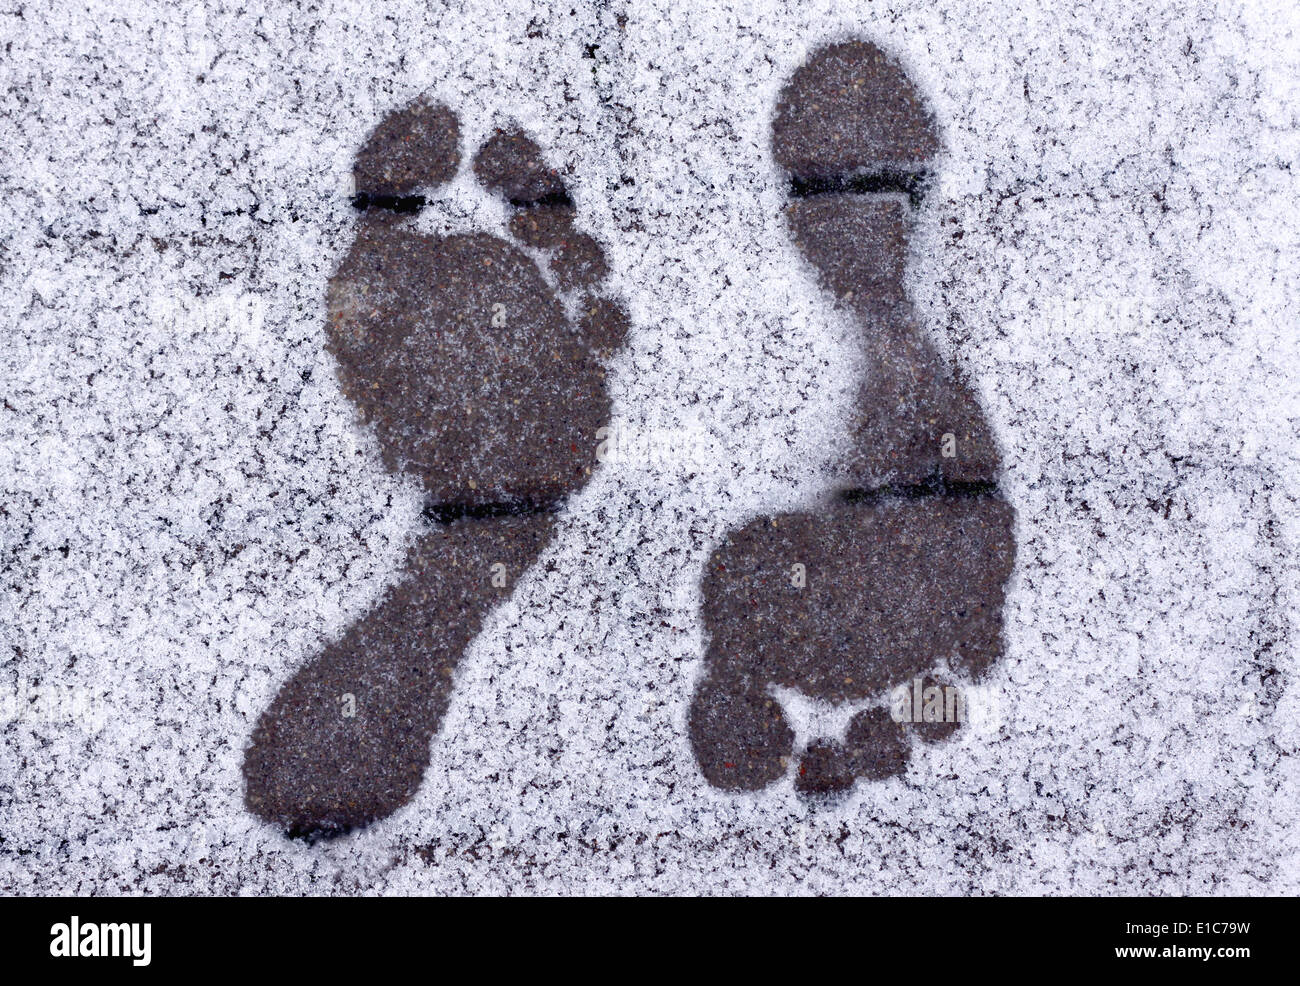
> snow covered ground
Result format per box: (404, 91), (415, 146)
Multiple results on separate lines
(1, 0), (1297, 894)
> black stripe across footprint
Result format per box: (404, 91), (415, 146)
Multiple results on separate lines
(689, 40), (1017, 796)
(244, 99), (628, 839)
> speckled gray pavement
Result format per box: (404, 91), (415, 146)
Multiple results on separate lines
(2, 0), (1298, 895)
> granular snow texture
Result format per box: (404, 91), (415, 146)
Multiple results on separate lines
(1, 0), (1298, 895)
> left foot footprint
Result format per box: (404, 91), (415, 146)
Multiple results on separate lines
(243, 99), (627, 839)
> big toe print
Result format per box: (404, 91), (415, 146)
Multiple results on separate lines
(243, 99), (628, 839)
(689, 39), (1017, 796)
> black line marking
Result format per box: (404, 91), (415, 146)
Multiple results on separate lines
(350, 191), (573, 214)
(285, 821), (353, 843)
(839, 475), (999, 505)
(350, 193), (427, 214)
(789, 169), (931, 208)
(422, 498), (562, 526)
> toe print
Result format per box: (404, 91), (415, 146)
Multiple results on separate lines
(350, 97), (460, 205)
(243, 100), (628, 838)
(689, 39), (1017, 796)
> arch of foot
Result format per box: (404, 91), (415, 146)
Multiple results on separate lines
(243, 99), (628, 838)
(243, 514), (557, 838)
(689, 40), (1017, 796)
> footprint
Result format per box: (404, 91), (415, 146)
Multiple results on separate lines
(243, 99), (628, 838)
(688, 40), (1017, 796)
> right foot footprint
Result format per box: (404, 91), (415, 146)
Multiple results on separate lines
(243, 98), (628, 839)
(689, 39), (1017, 796)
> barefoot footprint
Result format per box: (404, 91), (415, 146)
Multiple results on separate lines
(243, 99), (627, 838)
(688, 40), (1017, 795)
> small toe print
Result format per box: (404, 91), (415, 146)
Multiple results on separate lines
(473, 127), (569, 203)
(550, 233), (609, 290)
(473, 126), (614, 294)
(508, 204), (578, 249)
(794, 740), (859, 796)
(901, 676), (965, 744)
(844, 707), (911, 778)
